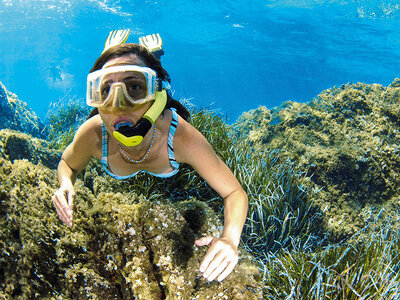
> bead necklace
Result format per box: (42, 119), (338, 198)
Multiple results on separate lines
(118, 124), (156, 164)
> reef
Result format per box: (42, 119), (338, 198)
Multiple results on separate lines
(0, 142), (262, 299)
(0, 81), (47, 139)
(236, 78), (400, 240)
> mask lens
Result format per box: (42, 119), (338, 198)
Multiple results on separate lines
(100, 71), (148, 102)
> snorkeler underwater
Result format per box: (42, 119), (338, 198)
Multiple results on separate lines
(2, 0), (400, 299)
(0, 31), (263, 298)
(53, 31), (250, 286)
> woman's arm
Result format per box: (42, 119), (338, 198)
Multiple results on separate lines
(52, 117), (101, 227)
(174, 119), (248, 282)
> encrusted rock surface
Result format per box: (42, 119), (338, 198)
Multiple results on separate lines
(0, 129), (61, 170)
(0, 82), (47, 139)
(0, 156), (262, 299)
(236, 79), (400, 239)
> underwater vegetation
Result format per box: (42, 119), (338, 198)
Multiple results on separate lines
(262, 215), (400, 299)
(46, 97), (91, 150)
(2, 79), (400, 299)
(0, 129), (61, 170)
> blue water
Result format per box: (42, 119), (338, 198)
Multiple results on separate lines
(0, 0), (399, 123)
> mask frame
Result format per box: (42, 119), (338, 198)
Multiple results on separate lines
(86, 65), (157, 108)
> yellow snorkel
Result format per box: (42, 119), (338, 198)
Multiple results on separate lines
(112, 87), (167, 147)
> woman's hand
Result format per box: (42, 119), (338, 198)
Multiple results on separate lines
(195, 236), (239, 282)
(52, 182), (75, 228)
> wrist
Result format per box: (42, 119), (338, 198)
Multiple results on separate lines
(60, 177), (74, 190)
(221, 231), (241, 247)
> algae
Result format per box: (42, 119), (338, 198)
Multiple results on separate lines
(236, 78), (400, 240)
(46, 98), (91, 150)
(0, 156), (262, 299)
(0, 129), (61, 170)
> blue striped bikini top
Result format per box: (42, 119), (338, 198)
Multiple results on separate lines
(100, 108), (180, 180)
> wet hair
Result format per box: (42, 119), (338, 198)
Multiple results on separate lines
(88, 43), (190, 121)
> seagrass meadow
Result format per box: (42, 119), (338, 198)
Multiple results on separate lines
(1, 79), (400, 299)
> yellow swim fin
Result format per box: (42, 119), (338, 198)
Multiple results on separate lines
(139, 33), (164, 59)
(102, 29), (130, 53)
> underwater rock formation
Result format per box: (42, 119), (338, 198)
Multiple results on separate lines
(237, 79), (400, 239)
(0, 129), (61, 170)
(0, 155), (262, 299)
(0, 82), (47, 139)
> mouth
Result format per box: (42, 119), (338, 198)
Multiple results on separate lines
(115, 121), (133, 131)
(112, 118), (135, 131)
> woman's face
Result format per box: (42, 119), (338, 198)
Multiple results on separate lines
(98, 54), (153, 137)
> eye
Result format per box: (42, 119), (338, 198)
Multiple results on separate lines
(124, 79), (146, 99)
(101, 84), (111, 99)
(127, 84), (141, 92)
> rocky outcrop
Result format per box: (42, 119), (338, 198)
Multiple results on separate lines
(0, 129), (61, 170)
(236, 79), (400, 239)
(0, 152), (262, 299)
(0, 81), (47, 139)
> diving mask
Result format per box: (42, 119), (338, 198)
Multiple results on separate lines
(86, 65), (157, 110)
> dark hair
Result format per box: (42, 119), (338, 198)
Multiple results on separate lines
(88, 43), (190, 121)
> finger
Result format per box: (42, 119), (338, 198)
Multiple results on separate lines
(53, 195), (68, 220)
(203, 249), (226, 276)
(199, 241), (224, 272)
(217, 257), (238, 282)
(60, 194), (73, 220)
(67, 191), (75, 211)
(195, 236), (214, 247)
(204, 254), (229, 282)
(53, 195), (73, 226)
(54, 199), (71, 226)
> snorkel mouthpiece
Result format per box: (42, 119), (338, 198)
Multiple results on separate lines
(112, 89), (167, 147)
(113, 119), (151, 146)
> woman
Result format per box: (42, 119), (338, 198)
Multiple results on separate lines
(52, 43), (248, 282)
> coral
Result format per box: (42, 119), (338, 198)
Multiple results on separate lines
(0, 82), (47, 139)
(236, 79), (400, 239)
(0, 156), (262, 299)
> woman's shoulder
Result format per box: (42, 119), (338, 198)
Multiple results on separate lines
(73, 115), (102, 144)
(174, 113), (200, 140)
(173, 113), (212, 160)
(156, 108), (195, 146)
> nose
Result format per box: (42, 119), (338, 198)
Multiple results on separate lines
(111, 84), (127, 109)
(102, 83), (134, 112)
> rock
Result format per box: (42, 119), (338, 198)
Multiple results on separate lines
(236, 79), (400, 240)
(0, 81), (47, 139)
(389, 78), (400, 88)
(0, 129), (61, 170)
(0, 157), (263, 299)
